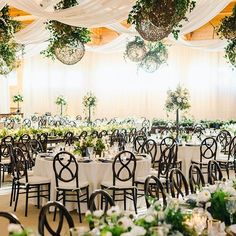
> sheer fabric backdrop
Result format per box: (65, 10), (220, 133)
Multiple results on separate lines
(22, 44), (236, 120)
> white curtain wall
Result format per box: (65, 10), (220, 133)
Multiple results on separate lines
(22, 45), (236, 120)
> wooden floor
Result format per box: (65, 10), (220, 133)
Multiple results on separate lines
(0, 175), (87, 236)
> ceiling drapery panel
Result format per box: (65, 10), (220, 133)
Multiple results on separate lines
(0, 0), (234, 57)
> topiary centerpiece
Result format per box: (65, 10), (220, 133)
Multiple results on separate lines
(83, 92), (97, 123)
(13, 94), (23, 113)
(55, 95), (67, 116)
(41, 0), (91, 65)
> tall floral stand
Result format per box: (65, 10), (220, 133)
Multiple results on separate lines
(16, 101), (20, 113)
(176, 109), (179, 142)
(60, 104), (63, 116)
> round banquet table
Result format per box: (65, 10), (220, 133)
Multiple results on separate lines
(33, 155), (152, 211)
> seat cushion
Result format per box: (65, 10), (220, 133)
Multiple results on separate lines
(19, 175), (51, 185)
(101, 181), (136, 189)
(57, 181), (89, 191)
(0, 159), (11, 165)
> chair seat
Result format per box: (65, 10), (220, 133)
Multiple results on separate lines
(191, 160), (210, 165)
(101, 181), (136, 189)
(217, 154), (234, 162)
(56, 181), (89, 191)
(19, 175), (51, 185)
(135, 176), (166, 184)
(0, 159), (11, 165)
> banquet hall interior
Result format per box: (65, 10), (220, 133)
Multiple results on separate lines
(1, 0), (236, 235)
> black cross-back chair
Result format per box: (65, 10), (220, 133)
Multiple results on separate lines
(144, 175), (167, 208)
(191, 137), (218, 174)
(169, 168), (189, 198)
(1, 135), (15, 146)
(90, 130), (99, 138)
(28, 139), (44, 159)
(133, 135), (147, 153)
(216, 129), (232, 155)
(89, 189), (115, 213)
(0, 143), (13, 186)
(38, 201), (74, 236)
(217, 136), (236, 179)
(0, 211), (24, 229)
(18, 134), (31, 144)
(36, 133), (48, 152)
(16, 142), (34, 170)
(101, 150), (137, 213)
(208, 160), (223, 185)
(4, 118), (15, 129)
(192, 124), (205, 141)
(78, 130), (87, 140)
(53, 151), (89, 223)
(110, 133), (126, 151)
(11, 147), (51, 216)
(189, 164), (205, 194)
(140, 138), (157, 166)
(64, 131), (74, 146)
(98, 130), (108, 138)
(22, 118), (31, 128)
(127, 128), (137, 143)
(38, 118), (47, 128)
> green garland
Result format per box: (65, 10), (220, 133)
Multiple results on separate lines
(41, 0), (91, 61)
(0, 5), (21, 75)
(217, 4), (236, 68)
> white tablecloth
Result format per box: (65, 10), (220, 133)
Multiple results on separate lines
(33, 156), (151, 211)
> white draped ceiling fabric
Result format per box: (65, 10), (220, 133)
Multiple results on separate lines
(1, 0), (236, 118)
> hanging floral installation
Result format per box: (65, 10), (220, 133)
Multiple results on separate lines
(217, 3), (236, 69)
(0, 6), (22, 75)
(124, 36), (168, 73)
(127, 0), (196, 42)
(41, 0), (91, 65)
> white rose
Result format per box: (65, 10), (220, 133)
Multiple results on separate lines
(130, 226), (146, 236)
(8, 224), (22, 233)
(145, 215), (155, 223)
(207, 185), (217, 193)
(104, 232), (112, 236)
(197, 190), (211, 203)
(224, 186), (236, 196)
(93, 209), (104, 218)
(107, 206), (121, 216)
(120, 233), (133, 236)
(118, 217), (134, 230)
(177, 97), (182, 103)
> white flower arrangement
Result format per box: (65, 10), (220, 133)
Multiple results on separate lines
(165, 85), (191, 112)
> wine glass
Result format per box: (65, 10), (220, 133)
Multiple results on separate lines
(225, 196), (236, 225)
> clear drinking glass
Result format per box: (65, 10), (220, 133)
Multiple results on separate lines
(192, 208), (207, 235)
(225, 196), (236, 225)
(87, 147), (94, 159)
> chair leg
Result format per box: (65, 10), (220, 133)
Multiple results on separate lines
(14, 185), (20, 212)
(37, 185), (40, 209)
(53, 191), (59, 221)
(76, 190), (82, 223)
(10, 181), (15, 206)
(124, 190), (127, 211)
(25, 187), (29, 217)
(86, 186), (89, 209)
(132, 189), (137, 214)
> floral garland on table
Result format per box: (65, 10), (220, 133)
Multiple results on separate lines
(165, 85), (191, 112)
(84, 201), (197, 236)
(188, 180), (236, 226)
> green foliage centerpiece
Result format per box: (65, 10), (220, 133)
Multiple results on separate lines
(165, 85), (191, 141)
(217, 3), (236, 69)
(82, 92), (97, 123)
(0, 6), (22, 75)
(13, 94), (23, 113)
(41, 0), (91, 65)
(55, 95), (67, 116)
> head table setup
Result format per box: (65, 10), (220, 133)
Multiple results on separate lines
(1, 0), (236, 235)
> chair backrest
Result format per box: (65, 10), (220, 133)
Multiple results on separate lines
(112, 151), (136, 185)
(127, 128), (137, 143)
(28, 139), (44, 155)
(98, 130), (108, 138)
(140, 139), (157, 164)
(216, 130), (232, 154)
(36, 133), (48, 152)
(0, 143), (12, 160)
(0, 211), (23, 229)
(11, 147), (29, 182)
(16, 142), (34, 169)
(22, 118), (31, 128)
(38, 201), (74, 236)
(110, 133), (126, 151)
(200, 137), (217, 162)
(89, 189), (115, 212)
(169, 168), (189, 198)
(53, 151), (79, 188)
(18, 134), (31, 144)
(1, 135), (14, 146)
(192, 124), (205, 140)
(64, 131), (74, 146)
(144, 175), (166, 208)
(90, 130), (99, 138)
(189, 164), (205, 193)
(228, 136), (236, 160)
(207, 160), (223, 185)
(4, 118), (15, 129)
(133, 135), (146, 152)
(79, 131), (87, 139)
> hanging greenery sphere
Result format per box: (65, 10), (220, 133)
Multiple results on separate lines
(139, 54), (162, 73)
(125, 37), (147, 62)
(55, 40), (85, 65)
